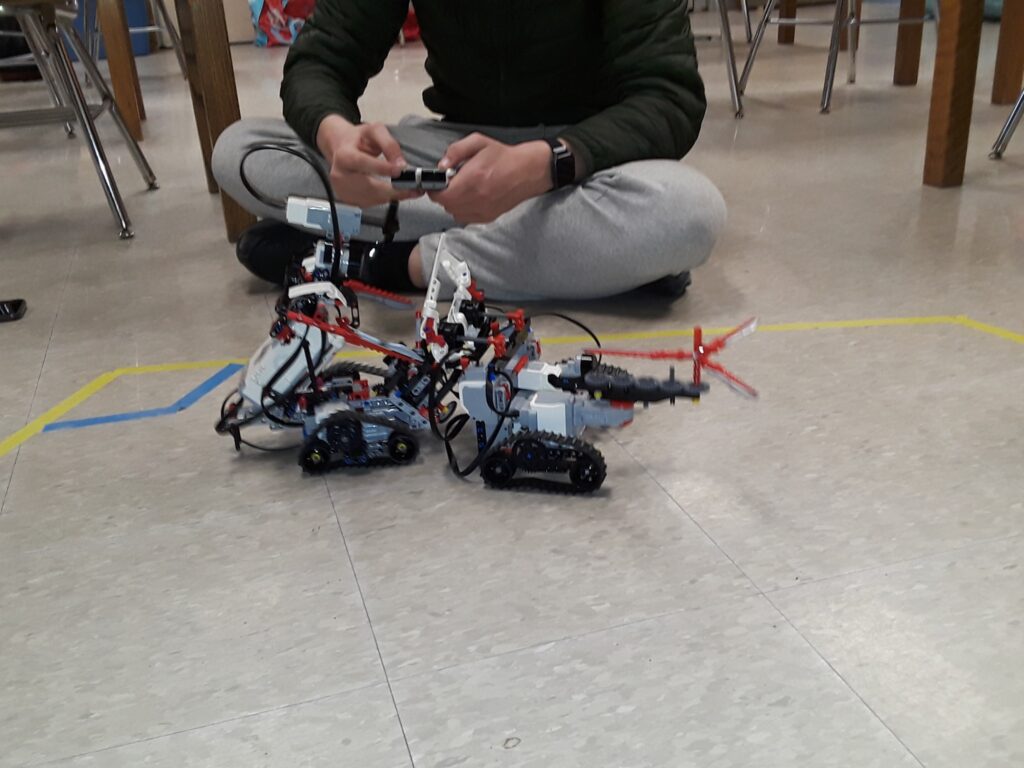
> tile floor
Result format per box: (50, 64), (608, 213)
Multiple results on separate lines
(1, 7), (1022, 767)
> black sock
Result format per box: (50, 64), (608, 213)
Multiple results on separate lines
(348, 240), (419, 292)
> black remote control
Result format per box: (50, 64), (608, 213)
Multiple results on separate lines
(392, 167), (456, 192)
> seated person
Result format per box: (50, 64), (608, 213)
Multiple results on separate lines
(213, 0), (727, 300)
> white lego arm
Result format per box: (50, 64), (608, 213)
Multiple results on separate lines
(443, 255), (473, 335)
(288, 281), (349, 307)
(419, 236), (449, 360)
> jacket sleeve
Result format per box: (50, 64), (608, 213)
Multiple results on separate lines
(281, 0), (408, 148)
(560, 0), (707, 175)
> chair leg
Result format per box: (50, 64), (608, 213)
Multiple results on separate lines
(151, 0), (188, 79)
(739, 0), (777, 94)
(61, 20), (158, 190)
(821, 0), (848, 113)
(847, 0), (861, 84)
(19, 14), (75, 136)
(716, 0), (744, 117)
(44, 17), (135, 238)
(739, 0), (753, 42)
(990, 89), (1024, 159)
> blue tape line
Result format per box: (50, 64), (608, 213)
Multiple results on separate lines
(43, 364), (243, 432)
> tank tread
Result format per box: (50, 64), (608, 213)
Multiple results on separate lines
(300, 411), (419, 473)
(480, 430), (607, 494)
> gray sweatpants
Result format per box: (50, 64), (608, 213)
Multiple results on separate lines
(211, 115), (726, 301)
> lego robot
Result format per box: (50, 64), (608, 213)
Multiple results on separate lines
(454, 318), (757, 493)
(216, 195), (757, 493)
(215, 198), (528, 473)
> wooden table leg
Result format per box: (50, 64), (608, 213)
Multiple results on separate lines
(923, 0), (984, 187)
(778, 0), (797, 44)
(174, 0), (256, 242)
(992, 0), (1024, 104)
(894, 0), (926, 84)
(174, 0), (217, 193)
(96, 0), (144, 139)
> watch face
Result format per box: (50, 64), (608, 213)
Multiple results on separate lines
(556, 148), (575, 187)
(547, 139), (575, 188)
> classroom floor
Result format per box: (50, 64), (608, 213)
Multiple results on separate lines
(1, 8), (1022, 767)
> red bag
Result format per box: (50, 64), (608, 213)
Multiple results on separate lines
(251, 0), (315, 47)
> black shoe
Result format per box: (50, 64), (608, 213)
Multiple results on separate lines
(346, 240), (419, 292)
(640, 271), (691, 298)
(236, 220), (318, 285)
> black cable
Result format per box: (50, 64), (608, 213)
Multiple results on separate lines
(484, 368), (518, 418)
(425, 351), (519, 478)
(237, 437), (304, 453)
(526, 312), (603, 361)
(239, 142), (344, 281)
(259, 328), (311, 428)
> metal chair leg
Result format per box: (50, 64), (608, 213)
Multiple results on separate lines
(716, 0), (744, 117)
(18, 14), (75, 136)
(847, 0), (859, 84)
(60, 20), (158, 190)
(739, 0), (753, 42)
(150, 0), (188, 79)
(821, 0), (848, 113)
(44, 17), (134, 238)
(739, 0), (776, 94)
(990, 89), (1024, 159)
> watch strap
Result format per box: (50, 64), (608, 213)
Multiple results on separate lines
(545, 138), (575, 189)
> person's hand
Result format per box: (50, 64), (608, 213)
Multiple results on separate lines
(429, 134), (552, 224)
(315, 115), (422, 208)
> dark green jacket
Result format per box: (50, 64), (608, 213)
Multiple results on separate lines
(281, 0), (706, 175)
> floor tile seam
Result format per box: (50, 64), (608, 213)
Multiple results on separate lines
(610, 432), (771, 600)
(22, 679), (389, 768)
(325, 481), (417, 768)
(762, 530), (1024, 596)
(1, 251), (75, 514)
(761, 591), (928, 768)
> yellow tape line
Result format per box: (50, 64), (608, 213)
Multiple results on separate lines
(955, 316), (1024, 345)
(1, 315), (1021, 459)
(0, 370), (121, 458)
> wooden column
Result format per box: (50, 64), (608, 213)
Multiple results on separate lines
(778, 0), (797, 44)
(96, 0), (144, 140)
(174, 0), (256, 242)
(894, 0), (926, 85)
(992, 0), (1024, 104)
(923, 0), (984, 187)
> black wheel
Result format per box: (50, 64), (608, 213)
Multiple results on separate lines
(326, 416), (365, 458)
(299, 439), (332, 473)
(481, 452), (516, 488)
(512, 437), (548, 472)
(569, 453), (606, 493)
(387, 432), (419, 464)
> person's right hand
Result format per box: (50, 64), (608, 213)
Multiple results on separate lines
(315, 115), (422, 208)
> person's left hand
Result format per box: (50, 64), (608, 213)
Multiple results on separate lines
(429, 134), (552, 225)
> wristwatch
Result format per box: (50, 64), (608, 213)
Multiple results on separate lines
(545, 138), (576, 190)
